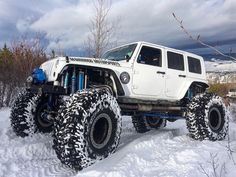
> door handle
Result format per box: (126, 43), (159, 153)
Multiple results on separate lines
(156, 71), (166, 74)
(179, 74), (186, 78)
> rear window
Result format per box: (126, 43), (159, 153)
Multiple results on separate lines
(188, 57), (202, 74)
(167, 51), (184, 71)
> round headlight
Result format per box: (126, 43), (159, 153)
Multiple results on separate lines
(120, 72), (130, 84)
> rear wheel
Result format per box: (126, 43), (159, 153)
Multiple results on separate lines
(146, 116), (166, 129)
(186, 93), (229, 141)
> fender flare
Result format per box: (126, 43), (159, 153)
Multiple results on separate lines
(178, 81), (209, 100)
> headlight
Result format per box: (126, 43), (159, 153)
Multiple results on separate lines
(120, 72), (130, 84)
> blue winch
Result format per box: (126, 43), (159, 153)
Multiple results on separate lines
(32, 68), (47, 84)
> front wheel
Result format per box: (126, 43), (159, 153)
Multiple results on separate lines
(53, 89), (122, 170)
(186, 93), (229, 141)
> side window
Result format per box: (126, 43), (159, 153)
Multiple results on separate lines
(167, 51), (184, 71)
(188, 57), (202, 74)
(137, 46), (162, 67)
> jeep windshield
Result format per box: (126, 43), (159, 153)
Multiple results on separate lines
(102, 44), (137, 61)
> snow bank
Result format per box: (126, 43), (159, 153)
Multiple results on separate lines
(205, 60), (236, 73)
(0, 108), (236, 177)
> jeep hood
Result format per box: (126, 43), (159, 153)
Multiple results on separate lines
(40, 56), (131, 82)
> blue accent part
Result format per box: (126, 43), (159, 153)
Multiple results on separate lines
(79, 72), (84, 90)
(77, 73), (80, 90)
(143, 113), (185, 120)
(187, 89), (193, 99)
(32, 68), (46, 84)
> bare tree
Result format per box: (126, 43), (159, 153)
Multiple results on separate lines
(85, 0), (118, 58)
(172, 13), (236, 60)
(0, 33), (47, 108)
(11, 33), (47, 83)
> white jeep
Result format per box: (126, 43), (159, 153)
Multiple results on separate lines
(10, 41), (228, 170)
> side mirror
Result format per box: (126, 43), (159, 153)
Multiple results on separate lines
(125, 55), (130, 62)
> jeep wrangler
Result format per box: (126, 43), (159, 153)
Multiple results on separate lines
(10, 41), (228, 170)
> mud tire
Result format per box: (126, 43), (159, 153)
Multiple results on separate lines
(10, 89), (53, 137)
(53, 89), (122, 170)
(186, 93), (229, 141)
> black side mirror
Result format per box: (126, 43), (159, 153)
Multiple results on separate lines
(125, 55), (130, 62)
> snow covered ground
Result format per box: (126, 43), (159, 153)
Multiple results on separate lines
(0, 107), (236, 177)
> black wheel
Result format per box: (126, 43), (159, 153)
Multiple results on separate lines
(10, 89), (53, 137)
(186, 92), (229, 141)
(146, 116), (166, 129)
(132, 115), (166, 133)
(53, 89), (122, 170)
(35, 100), (54, 133)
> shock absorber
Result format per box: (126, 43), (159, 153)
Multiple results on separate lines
(61, 74), (64, 87)
(64, 71), (69, 93)
(84, 70), (88, 89)
(78, 70), (84, 90)
(71, 67), (76, 94)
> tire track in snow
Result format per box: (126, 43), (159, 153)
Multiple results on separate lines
(1, 109), (236, 177)
(74, 119), (233, 177)
(0, 124), (74, 177)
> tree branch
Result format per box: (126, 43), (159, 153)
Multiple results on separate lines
(172, 13), (236, 60)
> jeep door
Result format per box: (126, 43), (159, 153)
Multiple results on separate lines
(132, 45), (165, 97)
(165, 50), (187, 99)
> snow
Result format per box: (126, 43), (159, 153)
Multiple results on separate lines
(205, 60), (236, 73)
(0, 107), (236, 177)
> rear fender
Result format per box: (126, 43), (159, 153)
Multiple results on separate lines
(178, 81), (209, 100)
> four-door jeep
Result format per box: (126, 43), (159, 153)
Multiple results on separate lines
(10, 41), (228, 170)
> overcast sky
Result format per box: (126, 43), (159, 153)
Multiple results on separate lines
(0, 0), (235, 56)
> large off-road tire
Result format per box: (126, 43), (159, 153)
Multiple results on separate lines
(186, 93), (229, 141)
(132, 115), (166, 133)
(53, 89), (122, 170)
(10, 89), (53, 137)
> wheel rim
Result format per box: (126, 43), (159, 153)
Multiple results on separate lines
(208, 107), (223, 132)
(37, 104), (53, 128)
(90, 113), (112, 149)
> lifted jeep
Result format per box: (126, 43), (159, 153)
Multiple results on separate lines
(10, 41), (228, 170)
